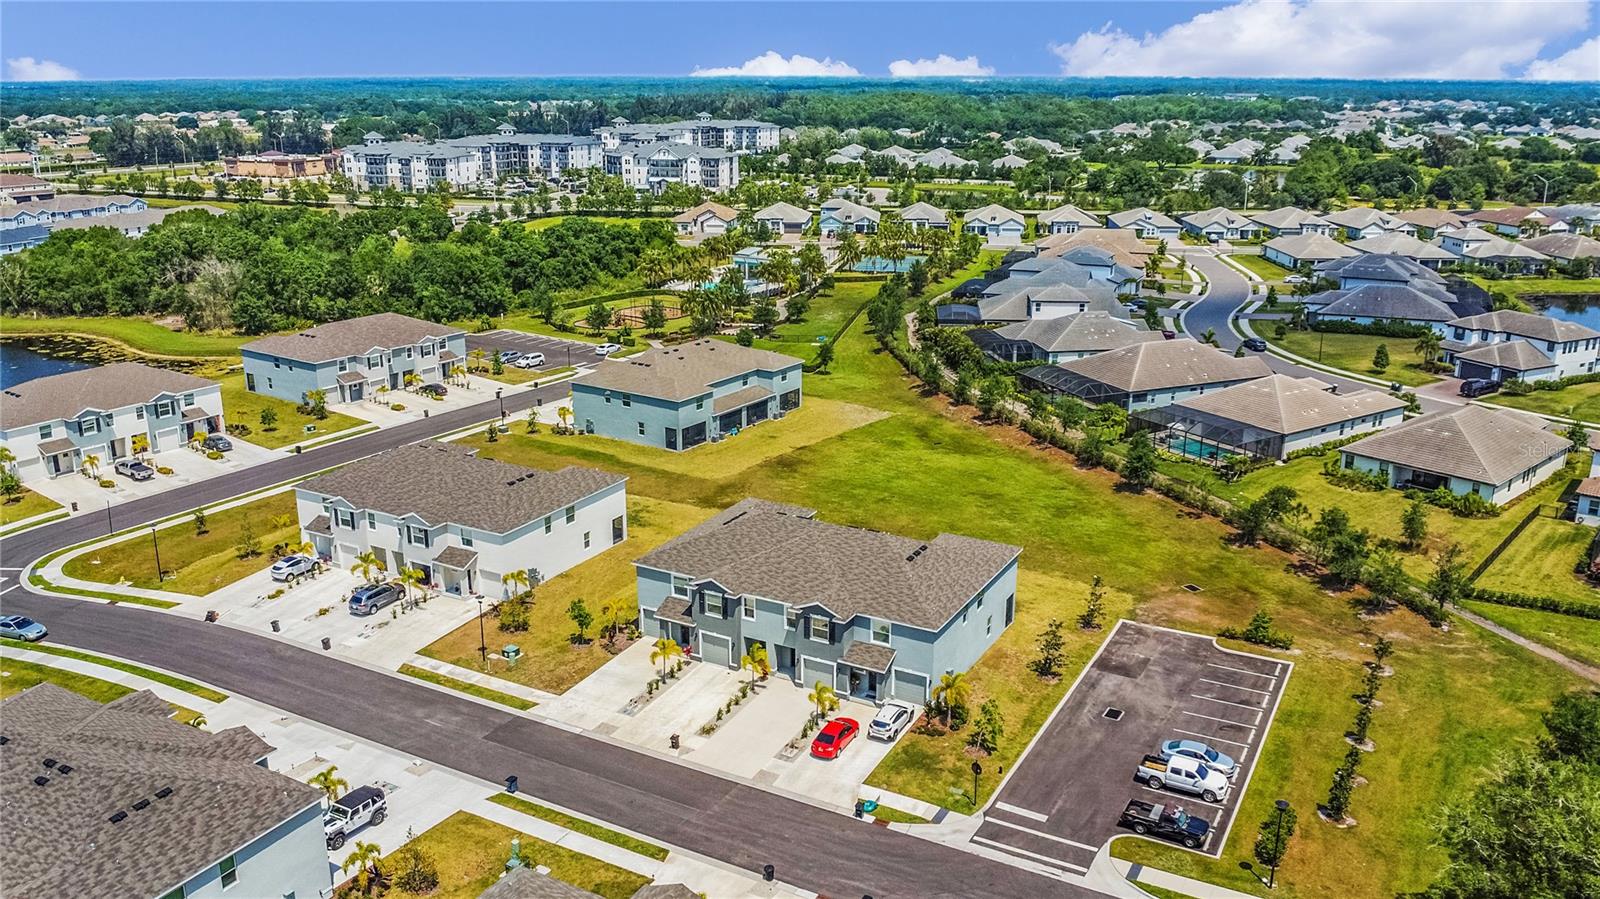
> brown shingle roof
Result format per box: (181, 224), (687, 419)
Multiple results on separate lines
(1169, 375), (1406, 436)
(480, 866), (601, 899)
(1, 683), (320, 899)
(573, 340), (803, 402)
(1521, 232), (1600, 261)
(1051, 338), (1272, 393)
(636, 498), (1020, 631)
(995, 312), (1165, 354)
(1454, 340), (1555, 372)
(240, 312), (463, 363)
(712, 385), (773, 414)
(0, 362), (216, 430)
(1576, 477), (1600, 498)
(1342, 405), (1570, 485)
(671, 200), (737, 224)
(840, 641), (897, 673)
(433, 546), (479, 568)
(299, 441), (625, 533)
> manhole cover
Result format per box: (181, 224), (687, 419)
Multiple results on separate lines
(1182, 584), (1203, 593)
(1103, 707), (1124, 721)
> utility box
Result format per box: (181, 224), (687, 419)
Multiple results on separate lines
(502, 644), (522, 666)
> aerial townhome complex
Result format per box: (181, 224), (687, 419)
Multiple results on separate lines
(240, 312), (467, 405)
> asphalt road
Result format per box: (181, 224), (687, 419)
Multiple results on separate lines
(974, 624), (1288, 875)
(0, 386), (1082, 899)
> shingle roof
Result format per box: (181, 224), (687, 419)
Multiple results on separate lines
(977, 280), (1126, 323)
(1346, 234), (1457, 263)
(712, 385), (773, 414)
(820, 198), (880, 224)
(840, 641), (897, 673)
(2, 683), (319, 899)
(629, 885), (699, 899)
(299, 441), (624, 533)
(432, 545), (480, 569)
(1576, 476), (1600, 499)
(1034, 228), (1153, 267)
(1465, 205), (1545, 227)
(671, 201), (737, 224)
(963, 203), (1024, 225)
(1318, 252), (1446, 284)
(1, 362), (216, 430)
(1454, 232), (1550, 262)
(1249, 206), (1328, 231)
(1312, 284), (1459, 322)
(1107, 207), (1180, 230)
(636, 498), (1020, 631)
(1036, 204), (1101, 227)
(480, 866), (601, 899)
(994, 312), (1165, 354)
(1168, 374), (1405, 436)
(1454, 340), (1556, 372)
(1394, 208), (1465, 230)
(897, 201), (948, 223)
(752, 201), (811, 223)
(241, 313), (463, 363)
(1050, 338), (1271, 392)
(1263, 233), (1359, 262)
(1342, 405), (1570, 485)
(1322, 208), (1407, 230)
(1182, 207), (1255, 230)
(49, 204), (225, 233)
(573, 340), (802, 402)
(1448, 309), (1600, 343)
(1521, 232), (1600, 261)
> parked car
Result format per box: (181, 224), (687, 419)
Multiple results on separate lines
(418, 383), (448, 398)
(1136, 754), (1231, 803)
(0, 615), (47, 642)
(200, 433), (233, 453)
(595, 343), (623, 357)
(1284, 275), (1308, 284)
(868, 701), (918, 741)
(270, 555), (321, 582)
(349, 582), (405, 616)
(513, 352), (546, 369)
(497, 350), (522, 364)
(1242, 337), (1268, 352)
(1160, 329), (1177, 340)
(1118, 800), (1211, 849)
(325, 785), (387, 850)
(113, 458), (155, 481)
(1459, 378), (1501, 398)
(1157, 739), (1239, 779)
(810, 717), (861, 759)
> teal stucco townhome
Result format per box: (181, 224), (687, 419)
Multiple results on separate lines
(569, 340), (803, 451)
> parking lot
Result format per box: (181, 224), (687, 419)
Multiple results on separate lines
(971, 621), (1290, 878)
(466, 329), (602, 370)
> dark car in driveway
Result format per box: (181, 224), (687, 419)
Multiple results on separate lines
(1118, 799), (1211, 849)
(418, 383), (448, 399)
(1459, 378), (1501, 398)
(201, 433), (233, 452)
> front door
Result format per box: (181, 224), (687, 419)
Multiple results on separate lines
(349, 382), (364, 402)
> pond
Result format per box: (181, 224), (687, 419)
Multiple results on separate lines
(1529, 293), (1600, 331)
(853, 255), (927, 274)
(0, 334), (207, 390)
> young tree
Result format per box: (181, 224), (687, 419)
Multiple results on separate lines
(1031, 619), (1066, 679)
(1120, 430), (1158, 491)
(1372, 343), (1390, 372)
(1078, 575), (1107, 630)
(1425, 542), (1467, 612)
(309, 765), (348, 802)
(1563, 417), (1589, 452)
(784, 291), (811, 323)
(751, 295), (780, 335)
(968, 699), (1004, 755)
(641, 297), (668, 335)
(192, 507), (208, 536)
(813, 339), (835, 373)
(1400, 498), (1429, 550)
(567, 598), (593, 642)
(1539, 689), (1600, 765)
(586, 297), (613, 333)
(1361, 548), (1410, 612)
(0, 469), (20, 505)
(235, 521), (261, 559)
(1326, 528), (1371, 586)
(1236, 485), (1300, 545)
(1253, 802), (1298, 871)
(258, 407), (278, 431)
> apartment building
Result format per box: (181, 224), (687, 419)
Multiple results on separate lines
(239, 312), (467, 405)
(597, 114), (780, 153)
(603, 142), (739, 191)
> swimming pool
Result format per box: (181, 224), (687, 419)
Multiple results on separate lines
(853, 255), (926, 273)
(1165, 436), (1237, 461)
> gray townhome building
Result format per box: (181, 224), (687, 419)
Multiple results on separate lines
(240, 312), (467, 405)
(636, 499), (1021, 705)
(570, 341), (803, 451)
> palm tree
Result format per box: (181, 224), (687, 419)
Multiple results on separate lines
(342, 841), (384, 894)
(1200, 327), (1220, 348)
(932, 671), (971, 728)
(1414, 329), (1443, 368)
(807, 680), (839, 723)
(81, 453), (101, 478)
(650, 636), (684, 678)
(403, 372), (423, 392)
(556, 405), (573, 433)
(740, 641), (771, 687)
(309, 765), (349, 802)
(468, 347), (488, 373)
(835, 229), (863, 272)
(502, 568), (530, 600)
(0, 446), (14, 471)
(398, 566), (426, 606)
(637, 248), (673, 287)
(349, 550), (386, 584)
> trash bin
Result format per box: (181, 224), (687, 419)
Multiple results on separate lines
(270, 619), (280, 633)
(670, 733), (680, 750)
(320, 636), (331, 650)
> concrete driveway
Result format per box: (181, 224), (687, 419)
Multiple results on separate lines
(766, 695), (906, 812)
(610, 659), (746, 753)
(686, 676), (816, 780)
(30, 438), (281, 515)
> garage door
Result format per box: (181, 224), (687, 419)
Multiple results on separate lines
(699, 633), (734, 667)
(154, 427), (182, 452)
(336, 544), (359, 566)
(891, 668), (928, 703)
(799, 656), (835, 692)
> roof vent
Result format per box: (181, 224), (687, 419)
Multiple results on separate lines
(109, 811), (128, 824)
(155, 787), (173, 799)
(132, 798), (151, 811)
(33, 776), (49, 787)
(56, 764), (73, 776)
(0, 735), (8, 745)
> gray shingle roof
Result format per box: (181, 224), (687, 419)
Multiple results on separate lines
(1318, 252), (1447, 284)
(1454, 339), (1556, 372)
(1342, 405), (1570, 485)
(2, 683), (319, 899)
(1249, 206), (1328, 231)
(1, 362), (216, 430)
(994, 312), (1164, 354)
(1050, 338), (1272, 392)
(977, 281), (1127, 323)
(752, 201), (811, 224)
(1106, 207), (1180, 230)
(1036, 204), (1101, 227)
(1521, 232), (1600, 261)
(480, 866), (601, 899)
(1448, 309), (1600, 343)
(573, 340), (802, 402)
(840, 641), (897, 673)
(1168, 374), (1405, 435)
(897, 201), (949, 223)
(1313, 284), (1459, 322)
(636, 498), (1020, 631)
(241, 312), (464, 363)
(963, 203), (1024, 225)
(1345, 234), (1457, 263)
(299, 441), (624, 533)
(1263, 233), (1358, 262)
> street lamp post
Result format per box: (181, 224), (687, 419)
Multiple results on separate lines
(1267, 799), (1290, 889)
(1533, 173), (1552, 206)
(496, 387), (505, 421)
(477, 597), (488, 668)
(151, 527), (163, 582)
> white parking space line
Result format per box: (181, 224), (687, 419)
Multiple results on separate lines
(1172, 728), (1253, 752)
(984, 815), (1100, 852)
(1139, 784), (1228, 809)
(994, 802), (1049, 823)
(0, 583), (19, 596)
(1182, 709), (1257, 731)
(1207, 662), (1278, 682)
(971, 836), (1090, 874)
(1199, 677), (1274, 696)
(1191, 694), (1264, 717)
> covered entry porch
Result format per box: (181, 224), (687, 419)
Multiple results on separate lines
(839, 642), (896, 703)
(652, 597), (698, 660)
(432, 545), (479, 597)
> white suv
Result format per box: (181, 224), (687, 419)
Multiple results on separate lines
(514, 352), (546, 369)
(868, 700), (918, 741)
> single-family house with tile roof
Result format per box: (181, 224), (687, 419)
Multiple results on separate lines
(570, 340), (803, 450)
(915, 147), (971, 169)
(898, 201), (950, 231)
(1321, 208), (1416, 240)
(635, 498), (1021, 704)
(1521, 232), (1600, 263)
(297, 440), (626, 597)
(1020, 338), (1272, 410)
(671, 200), (738, 236)
(963, 204), (1026, 245)
(1036, 204), (1101, 235)
(1137, 374), (1406, 461)
(1464, 206), (1551, 238)
(0, 362), (225, 484)
(241, 312), (467, 405)
(818, 198), (879, 236)
(1249, 206), (1334, 237)
(1106, 207), (1181, 240)
(1439, 229), (1551, 272)
(979, 311), (1166, 363)
(1441, 310), (1600, 382)
(1338, 405), (1569, 506)
(991, 153), (1030, 170)
(1181, 207), (1261, 242)
(1346, 232), (1458, 269)
(1394, 207), (1466, 239)
(752, 201), (812, 235)
(1262, 232), (1359, 269)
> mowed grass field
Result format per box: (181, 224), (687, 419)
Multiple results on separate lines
(1475, 514), (1599, 604)
(0, 489), (62, 527)
(455, 273), (1584, 898)
(1486, 381), (1600, 422)
(1271, 330), (1439, 386)
(0, 315), (253, 357)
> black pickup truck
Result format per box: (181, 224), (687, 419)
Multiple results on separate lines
(1118, 799), (1211, 849)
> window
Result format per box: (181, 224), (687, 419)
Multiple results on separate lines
(159, 888), (186, 899)
(622, 393), (631, 407)
(366, 512), (376, 528)
(38, 424), (51, 439)
(672, 575), (690, 597)
(406, 525), (429, 547)
(976, 595), (984, 610)
(612, 516), (624, 544)
(704, 591), (725, 616)
(808, 616), (830, 643)
(368, 355), (381, 368)
(219, 855), (238, 889)
(460, 532), (474, 548)
(786, 608), (800, 630)
(872, 620), (891, 644)
(743, 596), (756, 620)
(986, 616), (993, 636)
(337, 359), (348, 372)
(742, 375), (750, 387)
(637, 422), (645, 436)
(565, 505), (575, 524)
(79, 417), (100, 436)
(136, 406), (145, 420)
(582, 531), (591, 549)
(334, 509), (356, 529)
(421, 343), (434, 357)
(695, 397), (705, 410)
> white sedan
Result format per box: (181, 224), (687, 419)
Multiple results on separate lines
(595, 343), (623, 357)
(868, 700), (919, 741)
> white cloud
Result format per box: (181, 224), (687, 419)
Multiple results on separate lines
(1523, 36), (1600, 80)
(1049, 0), (1592, 80)
(5, 57), (81, 82)
(691, 51), (859, 77)
(888, 54), (994, 77)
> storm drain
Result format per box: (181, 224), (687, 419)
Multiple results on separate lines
(1103, 707), (1125, 721)
(1182, 584), (1204, 593)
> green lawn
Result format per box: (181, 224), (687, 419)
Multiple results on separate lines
(216, 371), (368, 449)
(1467, 276), (1600, 299)
(1, 638), (228, 701)
(0, 657), (135, 702)
(62, 491), (298, 595)
(1460, 601), (1600, 670)
(1475, 515), (1599, 604)
(488, 793), (668, 861)
(1271, 330), (1439, 386)
(525, 215), (656, 231)
(1229, 252), (1291, 284)
(360, 811), (650, 899)
(0, 488), (62, 527)
(0, 315), (251, 357)
(1486, 381), (1600, 422)
(398, 664), (536, 711)
(473, 365), (577, 386)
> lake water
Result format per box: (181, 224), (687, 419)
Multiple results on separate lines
(0, 337), (97, 390)
(1534, 295), (1600, 331)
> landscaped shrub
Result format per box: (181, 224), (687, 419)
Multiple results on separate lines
(390, 403), (405, 411)
(156, 466), (174, 476)
(1219, 610), (1294, 650)
(1311, 319), (1431, 338)
(225, 423), (252, 437)
(1468, 587), (1600, 621)
(205, 450), (224, 460)
(1414, 486), (1499, 518)
(97, 478), (115, 488)
(1321, 457), (1390, 491)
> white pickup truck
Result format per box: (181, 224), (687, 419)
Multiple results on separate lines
(1136, 754), (1231, 803)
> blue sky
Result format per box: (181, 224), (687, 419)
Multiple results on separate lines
(4, 1), (1597, 82)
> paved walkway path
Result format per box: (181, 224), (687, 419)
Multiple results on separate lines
(1451, 605), (1600, 685)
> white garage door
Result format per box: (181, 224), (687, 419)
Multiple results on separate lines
(699, 632), (734, 667)
(799, 656), (835, 692)
(154, 427), (182, 452)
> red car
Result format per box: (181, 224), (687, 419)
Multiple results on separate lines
(810, 717), (860, 759)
